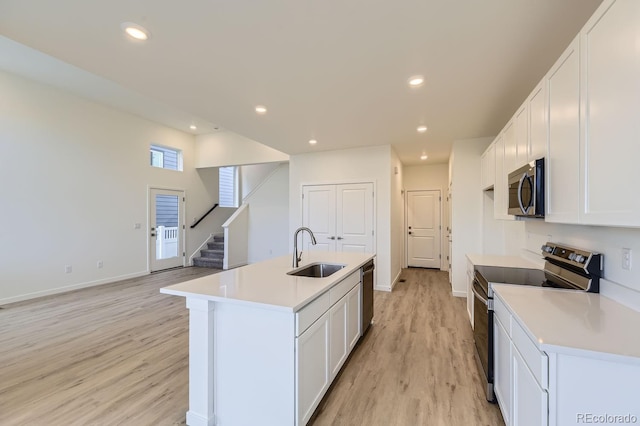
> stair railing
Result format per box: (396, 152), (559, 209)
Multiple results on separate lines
(190, 203), (219, 229)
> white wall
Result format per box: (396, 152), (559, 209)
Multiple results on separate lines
(390, 148), (404, 288)
(449, 137), (493, 296)
(246, 163), (290, 264)
(0, 70), (226, 304)
(195, 131), (289, 168)
(404, 163), (449, 270)
(289, 145), (393, 291)
(241, 163), (280, 200)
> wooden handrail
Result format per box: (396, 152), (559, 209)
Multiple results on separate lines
(190, 203), (219, 229)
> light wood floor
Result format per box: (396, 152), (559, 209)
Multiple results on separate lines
(310, 268), (504, 426)
(0, 267), (503, 426)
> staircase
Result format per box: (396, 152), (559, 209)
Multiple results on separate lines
(193, 234), (224, 269)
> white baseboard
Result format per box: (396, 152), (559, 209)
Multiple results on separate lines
(390, 269), (402, 291)
(452, 290), (466, 298)
(0, 270), (149, 305)
(374, 285), (391, 292)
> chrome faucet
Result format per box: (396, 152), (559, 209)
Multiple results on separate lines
(292, 227), (317, 268)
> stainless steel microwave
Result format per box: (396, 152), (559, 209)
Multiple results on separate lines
(508, 158), (544, 217)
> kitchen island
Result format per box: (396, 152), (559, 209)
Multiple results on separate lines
(161, 251), (375, 426)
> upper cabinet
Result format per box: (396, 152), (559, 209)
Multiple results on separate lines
(546, 0), (640, 227)
(484, 0), (640, 228)
(579, 0), (640, 226)
(528, 81), (547, 162)
(502, 120), (517, 176)
(481, 142), (496, 190)
(545, 36), (581, 224)
(514, 103), (529, 169)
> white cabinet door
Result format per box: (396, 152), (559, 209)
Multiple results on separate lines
(580, 0), (640, 226)
(512, 348), (548, 426)
(346, 284), (361, 351)
(514, 104), (529, 169)
(545, 36), (581, 224)
(528, 81), (547, 162)
(329, 296), (348, 380)
(302, 185), (336, 252)
(336, 183), (374, 253)
(493, 135), (513, 220)
(481, 143), (496, 190)
(503, 120), (517, 175)
(296, 311), (330, 426)
(494, 315), (512, 426)
(303, 183), (374, 253)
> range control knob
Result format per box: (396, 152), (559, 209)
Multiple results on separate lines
(575, 255), (586, 263)
(568, 253), (576, 261)
(541, 245), (553, 253)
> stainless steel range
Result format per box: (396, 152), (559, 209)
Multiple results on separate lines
(472, 242), (603, 402)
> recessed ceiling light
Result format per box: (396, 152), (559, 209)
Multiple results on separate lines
(417, 125), (428, 133)
(255, 105), (267, 114)
(121, 22), (150, 41)
(309, 139), (317, 145)
(189, 124), (197, 130)
(420, 154), (428, 160)
(408, 75), (424, 87)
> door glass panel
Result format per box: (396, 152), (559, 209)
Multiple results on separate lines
(155, 194), (179, 260)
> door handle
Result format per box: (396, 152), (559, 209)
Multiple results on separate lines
(328, 236), (336, 240)
(408, 231), (412, 235)
(337, 237), (344, 240)
(151, 233), (156, 237)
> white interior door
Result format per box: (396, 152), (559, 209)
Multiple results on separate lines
(149, 188), (185, 272)
(302, 185), (336, 252)
(407, 190), (441, 269)
(302, 183), (374, 254)
(336, 183), (374, 253)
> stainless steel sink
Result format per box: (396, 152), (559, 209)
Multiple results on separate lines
(287, 262), (346, 278)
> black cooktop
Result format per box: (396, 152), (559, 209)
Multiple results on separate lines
(475, 265), (545, 287)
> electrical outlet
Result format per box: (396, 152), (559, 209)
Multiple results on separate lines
(97, 261), (103, 269)
(134, 223), (141, 229)
(65, 265), (72, 273)
(622, 248), (632, 270)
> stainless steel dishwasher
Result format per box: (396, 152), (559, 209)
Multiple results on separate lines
(361, 260), (374, 334)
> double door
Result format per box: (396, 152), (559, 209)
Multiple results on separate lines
(302, 183), (374, 253)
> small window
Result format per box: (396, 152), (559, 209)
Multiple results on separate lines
(150, 144), (182, 171)
(219, 166), (240, 208)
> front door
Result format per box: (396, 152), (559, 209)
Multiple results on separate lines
(407, 190), (441, 268)
(149, 188), (185, 272)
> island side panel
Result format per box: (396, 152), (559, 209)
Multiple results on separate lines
(185, 298), (216, 426)
(214, 302), (296, 426)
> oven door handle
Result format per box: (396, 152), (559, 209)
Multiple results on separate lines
(472, 283), (489, 306)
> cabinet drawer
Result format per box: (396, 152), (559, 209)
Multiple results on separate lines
(329, 270), (360, 305)
(512, 319), (548, 390)
(296, 292), (331, 337)
(494, 295), (511, 336)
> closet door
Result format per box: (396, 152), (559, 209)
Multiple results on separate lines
(302, 183), (374, 254)
(302, 185), (336, 252)
(336, 183), (374, 253)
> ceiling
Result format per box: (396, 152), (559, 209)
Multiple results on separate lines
(0, 0), (603, 165)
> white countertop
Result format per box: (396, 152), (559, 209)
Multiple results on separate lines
(161, 251), (375, 312)
(493, 284), (640, 364)
(466, 254), (541, 269)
